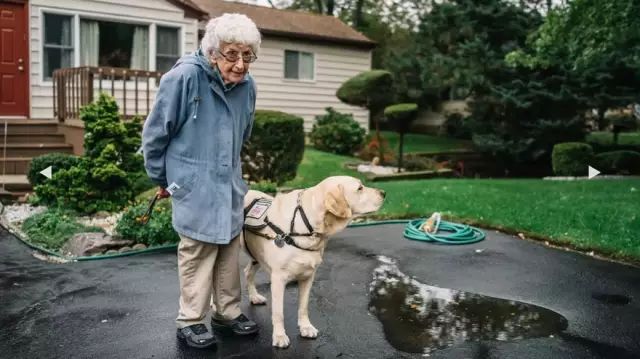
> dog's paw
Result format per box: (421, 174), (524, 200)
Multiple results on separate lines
(250, 293), (267, 305)
(272, 332), (290, 348)
(299, 324), (318, 339)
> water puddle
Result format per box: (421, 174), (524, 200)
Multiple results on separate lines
(368, 256), (568, 354)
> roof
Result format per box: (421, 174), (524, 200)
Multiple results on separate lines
(166, 0), (209, 20)
(192, 0), (375, 48)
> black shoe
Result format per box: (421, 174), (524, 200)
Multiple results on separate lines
(176, 324), (217, 349)
(211, 313), (259, 335)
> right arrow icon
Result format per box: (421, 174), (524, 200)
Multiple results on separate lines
(588, 166), (601, 179)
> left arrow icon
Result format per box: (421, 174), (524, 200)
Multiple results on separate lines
(40, 166), (52, 179)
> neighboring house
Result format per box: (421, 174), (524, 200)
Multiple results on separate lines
(0, 0), (373, 197)
(193, 0), (375, 130)
(1, 0), (374, 129)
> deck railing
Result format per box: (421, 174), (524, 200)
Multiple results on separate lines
(53, 66), (163, 121)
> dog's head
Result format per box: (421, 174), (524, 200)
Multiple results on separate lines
(313, 176), (385, 236)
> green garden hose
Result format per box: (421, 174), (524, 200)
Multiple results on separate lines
(403, 216), (485, 245)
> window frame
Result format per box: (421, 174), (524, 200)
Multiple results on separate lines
(283, 49), (316, 82)
(38, 7), (186, 85)
(155, 25), (182, 73)
(42, 13), (75, 81)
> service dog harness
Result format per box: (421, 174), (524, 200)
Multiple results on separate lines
(243, 190), (323, 263)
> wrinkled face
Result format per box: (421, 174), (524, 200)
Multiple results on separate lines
(324, 176), (386, 217)
(211, 42), (255, 84)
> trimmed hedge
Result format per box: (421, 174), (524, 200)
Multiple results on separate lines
(27, 153), (81, 187)
(336, 70), (394, 110)
(309, 107), (365, 155)
(241, 110), (305, 185)
(384, 103), (418, 133)
(552, 142), (593, 176)
(594, 150), (640, 175)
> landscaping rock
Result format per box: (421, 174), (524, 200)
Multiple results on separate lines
(132, 243), (147, 250)
(105, 249), (118, 255)
(118, 246), (133, 253)
(94, 211), (112, 219)
(76, 212), (122, 235)
(61, 233), (133, 257)
(2, 204), (47, 225)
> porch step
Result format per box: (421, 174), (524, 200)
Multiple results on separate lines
(0, 175), (31, 202)
(4, 134), (66, 144)
(0, 144), (73, 157)
(0, 120), (59, 135)
(0, 157), (31, 175)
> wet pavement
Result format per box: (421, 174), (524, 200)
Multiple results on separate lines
(1, 223), (639, 359)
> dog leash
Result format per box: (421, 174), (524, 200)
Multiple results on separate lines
(137, 193), (160, 225)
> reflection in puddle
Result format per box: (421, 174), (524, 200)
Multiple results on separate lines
(368, 256), (568, 354)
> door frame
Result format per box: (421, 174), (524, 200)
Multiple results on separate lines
(0, 0), (30, 118)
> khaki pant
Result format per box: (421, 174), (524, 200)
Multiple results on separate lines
(175, 233), (242, 328)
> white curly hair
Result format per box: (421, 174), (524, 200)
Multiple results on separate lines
(201, 13), (262, 57)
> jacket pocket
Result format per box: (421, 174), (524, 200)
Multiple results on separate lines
(169, 169), (200, 203)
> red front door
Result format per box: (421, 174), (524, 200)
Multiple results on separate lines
(0, 2), (29, 117)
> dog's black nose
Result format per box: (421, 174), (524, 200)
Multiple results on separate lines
(380, 189), (386, 198)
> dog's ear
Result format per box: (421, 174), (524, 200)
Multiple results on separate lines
(324, 184), (352, 219)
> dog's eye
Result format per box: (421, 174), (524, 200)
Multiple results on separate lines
(357, 185), (364, 191)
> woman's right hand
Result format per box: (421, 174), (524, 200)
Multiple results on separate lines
(157, 187), (171, 199)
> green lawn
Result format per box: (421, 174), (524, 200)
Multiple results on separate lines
(284, 148), (640, 262)
(586, 131), (640, 146)
(379, 131), (472, 153)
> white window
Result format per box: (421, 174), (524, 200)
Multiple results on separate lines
(284, 50), (314, 80)
(156, 26), (180, 73)
(43, 14), (74, 80)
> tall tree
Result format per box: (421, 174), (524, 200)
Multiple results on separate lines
(509, 0), (640, 129)
(388, 0), (541, 107)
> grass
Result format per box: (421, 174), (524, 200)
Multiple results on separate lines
(21, 209), (104, 251)
(283, 148), (366, 188)
(373, 179), (640, 261)
(134, 147), (640, 263)
(586, 131), (640, 146)
(283, 148), (640, 262)
(379, 131), (472, 154)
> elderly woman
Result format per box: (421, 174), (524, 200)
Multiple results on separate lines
(142, 13), (261, 349)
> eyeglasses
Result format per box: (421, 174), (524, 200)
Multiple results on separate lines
(214, 48), (258, 64)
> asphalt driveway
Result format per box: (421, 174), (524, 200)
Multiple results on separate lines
(1, 224), (639, 359)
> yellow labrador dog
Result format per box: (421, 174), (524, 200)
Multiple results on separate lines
(242, 176), (385, 348)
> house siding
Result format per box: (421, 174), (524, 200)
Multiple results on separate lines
(28, 3), (372, 131)
(29, 0), (198, 119)
(250, 38), (371, 131)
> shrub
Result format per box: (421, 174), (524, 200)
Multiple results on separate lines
(336, 70), (395, 109)
(442, 113), (472, 140)
(402, 156), (438, 171)
(115, 200), (178, 246)
(384, 103), (418, 171)
(22, 209), (104, 251)
(27, 153), (81, 187)
(552, 142), (593, 176)
(357, 133), (395, 164)
(337, 70), (395, 160)
(241, 110), (304, 185)
(309, 107), (365, 155)
(34, 94), (145, 214)
(250, 180), (278, 194)
(594, 150), (640, 175)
